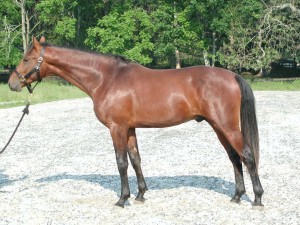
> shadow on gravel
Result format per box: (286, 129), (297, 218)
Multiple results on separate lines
(0, 170), (28, 191)
(36, 173), (251, 202)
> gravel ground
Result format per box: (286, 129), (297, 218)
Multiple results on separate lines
(0, 91), (299, 225)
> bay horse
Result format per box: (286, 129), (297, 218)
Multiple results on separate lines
(8, 37), (264, 208)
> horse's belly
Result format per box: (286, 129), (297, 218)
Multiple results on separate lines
(134, 118), (193, 128)
(132, 104), (197, 128)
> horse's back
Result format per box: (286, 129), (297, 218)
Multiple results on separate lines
(128, 65), (241, 113)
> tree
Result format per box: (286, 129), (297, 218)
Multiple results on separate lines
(217, 0), (300, 75)
(85, 7), (155, 65)
(255, 0), (300, 75)
(36, 0), (78, 46)
(147, 1), (205, 68)
(0, 0), (23, 67)
(86, 1), (206, 68)
(0, 16), (22, 67)
(1, 0), (299, 71)
(14, 0), (28, 52)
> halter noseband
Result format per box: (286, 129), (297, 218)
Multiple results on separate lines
(14, 46), (46, 93)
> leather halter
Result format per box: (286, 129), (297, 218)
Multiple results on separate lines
(14, 46), (46, 93)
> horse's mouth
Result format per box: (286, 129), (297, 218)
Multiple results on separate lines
(8, 83), (23, 92)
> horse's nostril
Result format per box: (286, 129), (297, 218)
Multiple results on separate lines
(8, 82), (21, 92)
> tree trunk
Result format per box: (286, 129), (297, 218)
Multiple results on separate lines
(25, 8), (30, 49)
(257, 27), (265, 77)
(175, 49), (181, 69)
(256, 68), (263, 77)
(76, 5), (82, 47)
(173, 2), (180, 69)
(203, 50), (210, 66)
(20, 0), (27, 53)
(14, 0), (29, 53)
(212, 32), (216, 67)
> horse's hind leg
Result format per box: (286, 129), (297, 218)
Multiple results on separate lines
(213, 125), (264, 207)
(127, 128), (148, 203)
(242, 144), (264, 208)
(212, 127), (246, 203)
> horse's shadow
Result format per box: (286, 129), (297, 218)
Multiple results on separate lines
(0, 170), (12, 188)
(36, 173), (251, 202)
(0, 170), (27, 192)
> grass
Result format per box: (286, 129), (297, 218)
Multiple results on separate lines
(1, 78), (300, 109)
(0, 81), (87, 109)
(249, 79), (300, 91)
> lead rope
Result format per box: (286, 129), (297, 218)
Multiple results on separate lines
(0, 95), (32, 155)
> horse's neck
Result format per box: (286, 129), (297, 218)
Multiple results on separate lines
(44, 47), (110, 97)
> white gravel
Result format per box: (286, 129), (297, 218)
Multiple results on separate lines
(0, 91), (300, 225)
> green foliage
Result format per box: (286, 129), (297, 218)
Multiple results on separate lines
(1, 0), (299, 71)
(36, 0), (78, 45)
(0, 0), (22, 67)
(86, 8), (154, 65)
(216, 0), (299, 72)
(55, 17), (77, 40)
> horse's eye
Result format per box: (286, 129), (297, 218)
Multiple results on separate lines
(23, 58), (29, 63)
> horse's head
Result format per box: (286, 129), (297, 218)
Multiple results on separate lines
(8, 36), (46, 92)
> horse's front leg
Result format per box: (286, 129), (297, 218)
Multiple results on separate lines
(127, 128), (148, 203)
(110, 125), (130, 208)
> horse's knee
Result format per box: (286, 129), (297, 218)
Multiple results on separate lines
(117, 160), (128, 171)
(115, 151), (129, 172)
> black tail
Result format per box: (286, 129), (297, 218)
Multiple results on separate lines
(235, 75), (260, 168)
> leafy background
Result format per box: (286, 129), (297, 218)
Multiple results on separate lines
(1, 0), (299, 74)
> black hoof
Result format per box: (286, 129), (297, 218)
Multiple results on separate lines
(115, 201), (125, 208)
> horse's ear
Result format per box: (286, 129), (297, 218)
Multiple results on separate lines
(32, 36), (40, 48)
(40, 36), (46, 43)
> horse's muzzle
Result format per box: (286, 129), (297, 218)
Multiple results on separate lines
(8, 81), (23, 92)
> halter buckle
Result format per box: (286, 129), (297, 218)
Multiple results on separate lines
(38, 57), (43, 63)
